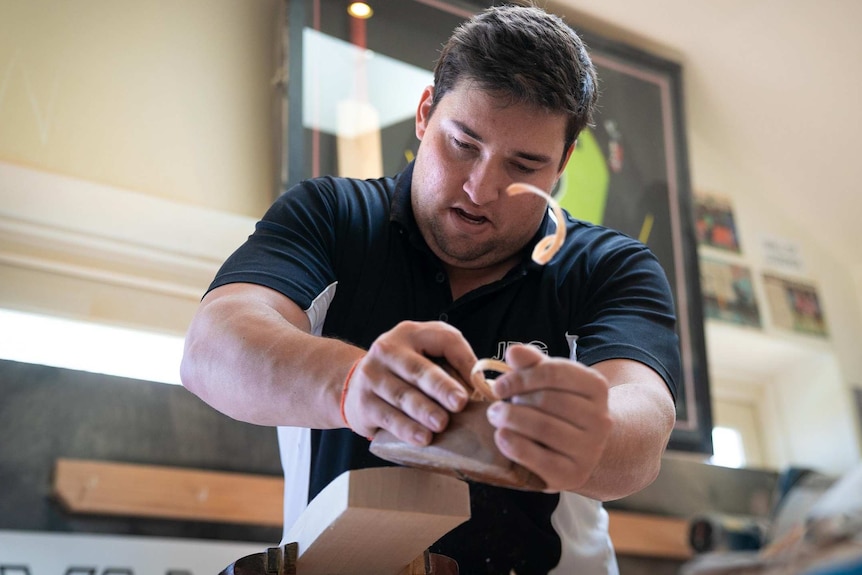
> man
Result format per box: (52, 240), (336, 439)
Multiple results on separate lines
(181, 4), (679, 574)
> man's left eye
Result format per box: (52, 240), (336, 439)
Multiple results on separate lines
(513, 164), (538, 175)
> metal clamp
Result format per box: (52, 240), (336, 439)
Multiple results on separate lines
(219, 542), (298, 575)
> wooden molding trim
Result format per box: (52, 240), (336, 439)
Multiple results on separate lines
(608, 509), (692, 560)
(0, 161), (256, 301)
(52, 458), (284, 527)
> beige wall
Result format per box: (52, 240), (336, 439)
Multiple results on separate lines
(0, 0), (280, 334)
(682, 40), (862, 474)
(0, 0), (279, 216)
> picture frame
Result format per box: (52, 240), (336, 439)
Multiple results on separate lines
(762, 273), (829, 337)
(700, 257), (762, 328)
(283, 0), (713, 454)
(695, 193), (743, 253)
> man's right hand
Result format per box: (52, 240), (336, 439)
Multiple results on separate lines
(341, 321), (475, 445)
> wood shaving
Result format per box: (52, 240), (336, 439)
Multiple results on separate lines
(466, 358), (511, 401)
(505, 182), (566, 265)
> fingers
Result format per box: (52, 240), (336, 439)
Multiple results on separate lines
(345, 355), (452, 445)
(382, 344), (470, 413)
(342, 321), (474, 446)
(493, 344), (608, 404)
(484, 345), (612, 492)
(487, 396), (611, 492)
(493, 426), (596, 492)
(487, 393), (608, 454)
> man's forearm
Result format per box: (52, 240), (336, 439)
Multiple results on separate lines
(180, 287), (362, 429)
(577, 380), (676, 501)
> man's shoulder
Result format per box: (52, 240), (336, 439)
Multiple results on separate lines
(270, 175), (398, 227)
(287, 174), (397, 201)
(558, 216), (653, 263)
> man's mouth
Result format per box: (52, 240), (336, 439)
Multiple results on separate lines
(454, 208), (488, 225)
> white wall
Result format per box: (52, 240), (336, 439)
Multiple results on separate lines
(770, 354), (859, 473)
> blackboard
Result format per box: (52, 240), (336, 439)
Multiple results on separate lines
(0, 359), (283, 544)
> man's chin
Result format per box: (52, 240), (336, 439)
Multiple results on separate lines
(438, 246), (520, 273)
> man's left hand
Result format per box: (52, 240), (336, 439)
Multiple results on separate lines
(485, 344), (613, 493)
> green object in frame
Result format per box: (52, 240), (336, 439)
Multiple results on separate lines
(555, 128), (609, 225)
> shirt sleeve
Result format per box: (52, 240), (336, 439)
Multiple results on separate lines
(571, 232), (681, 402)
(207, 179), (339, 310)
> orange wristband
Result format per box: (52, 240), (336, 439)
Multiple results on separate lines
(340, 357), (364, 431)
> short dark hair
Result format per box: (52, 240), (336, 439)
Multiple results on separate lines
(431, 4), (599, 161)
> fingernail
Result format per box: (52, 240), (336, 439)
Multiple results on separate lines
(413, 429), (431, 445)
(491, 378), (507, 397)
(449, 389), (467, 410)
(487, 402), (503, 423)
(430, 412), (444, 431)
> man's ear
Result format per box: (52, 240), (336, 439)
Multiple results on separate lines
(415, 85), (435, 141)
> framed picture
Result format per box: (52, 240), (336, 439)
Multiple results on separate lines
(700, 257), (761, 328)
(695, 193), (742, 253)
(762, 274), (829, 337)
(283, 0), (712, 453)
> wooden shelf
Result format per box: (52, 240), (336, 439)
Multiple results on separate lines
(608, 509), (692, 560)
(53, 458), (284, 527)
(53, 458), (692, 561)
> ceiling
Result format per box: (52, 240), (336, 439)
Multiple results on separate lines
(551, 0), (862, 284)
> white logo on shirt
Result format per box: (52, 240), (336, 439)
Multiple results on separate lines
(493, 340), (549, 360)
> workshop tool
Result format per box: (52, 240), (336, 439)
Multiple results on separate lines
(220, 546), (458, 575)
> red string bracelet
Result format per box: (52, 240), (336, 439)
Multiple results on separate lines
(340, 356), (364, 431)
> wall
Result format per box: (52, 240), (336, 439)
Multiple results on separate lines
(0, 0), (281, 335)
(0, 0), (279, 215)
(694, 134), (862, 475)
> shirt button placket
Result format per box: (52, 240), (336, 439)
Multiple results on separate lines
(435, 270), (448, 322)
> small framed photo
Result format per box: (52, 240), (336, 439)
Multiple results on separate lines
(700, 257), (761, 327)
(695, 194), (741, 253)
(762, 274), (828, 337)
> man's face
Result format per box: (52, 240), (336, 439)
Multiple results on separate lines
(411, 81), (571, 273)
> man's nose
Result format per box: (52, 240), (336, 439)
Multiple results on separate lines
(463, 161), (506, 205)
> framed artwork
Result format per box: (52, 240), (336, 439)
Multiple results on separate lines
(700, 257), (761, 328)
(695, 193), (742, 253)
(762, 274), (829, 337)
(284, 0), (712, 453)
